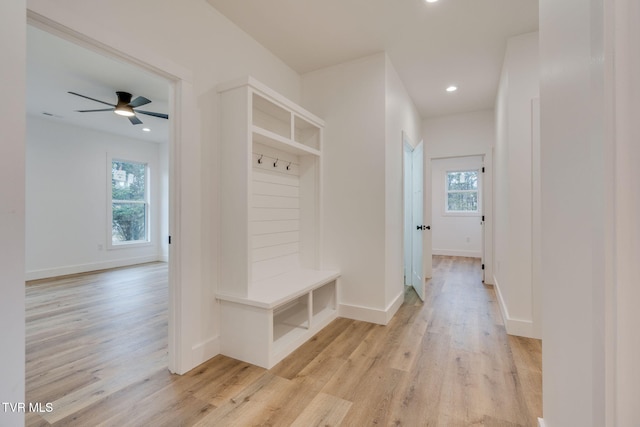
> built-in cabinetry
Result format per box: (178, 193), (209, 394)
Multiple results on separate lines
(216, 77), (339, 369)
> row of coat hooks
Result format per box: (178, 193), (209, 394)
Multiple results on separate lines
(255, 153), (296, 171)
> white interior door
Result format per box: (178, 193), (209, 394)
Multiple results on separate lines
(480, 161), (485, 282)
(404, 145), (413, 286)
(424, 154), (432, 280)
(411, 141), (426, 301)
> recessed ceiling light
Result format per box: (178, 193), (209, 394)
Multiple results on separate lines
(446, 85), (458, 92)
(425, 0), (439, 3)
(142, 128), (151, 132)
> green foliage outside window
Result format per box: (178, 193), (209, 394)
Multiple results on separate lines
(446, 170), (479, 212)
(112, 161), (147, 243)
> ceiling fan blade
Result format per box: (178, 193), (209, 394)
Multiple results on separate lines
(76, 108), (115, 113)
(135, 110), (169, 119)
(129, 96), (151, 108)
(68, 91), (115, 107)
(128, 116), (143, 125)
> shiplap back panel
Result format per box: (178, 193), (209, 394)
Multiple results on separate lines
(251, 142), (301, 282)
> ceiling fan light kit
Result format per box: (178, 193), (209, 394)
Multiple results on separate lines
(114, 105), (135, 117)
(68, 90), (168, 125)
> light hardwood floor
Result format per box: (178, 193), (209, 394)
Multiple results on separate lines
(25, 257), (541, 426)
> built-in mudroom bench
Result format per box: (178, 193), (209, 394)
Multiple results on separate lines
(216, 77), (340, 369)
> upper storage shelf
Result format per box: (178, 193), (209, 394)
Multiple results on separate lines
(217, 76), (324, 156)
(294, 115), (320, 151)
(252, 93), (291, 139)
(252, 127), (320, 156)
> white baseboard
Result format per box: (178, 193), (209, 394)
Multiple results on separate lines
(339, 291), (403, 325)
(191, 335), (220, 368)
(538, 418), (545, 427)
(26, 255), (163, 281)
(432, 248), (481, 258)
(385, 291), (404, 323)
(493, 275), (539, 339)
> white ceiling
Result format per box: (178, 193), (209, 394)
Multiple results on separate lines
(26, 1), (537, 140)
(206, 0), (538, 118)
(27, 25), (170, 144)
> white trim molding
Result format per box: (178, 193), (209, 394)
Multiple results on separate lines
(27, 7), (197, 375)
(339, 291), (403, 325)
(493, 275), (539, 339)
(432, 249), (482, 258)
(191, 336), (220, 368)
(26, 255), (164, 281)
(537, 418), (545, 427)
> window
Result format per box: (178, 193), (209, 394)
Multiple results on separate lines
(111, 160), (149, 245)
(446, 169), (479, 213)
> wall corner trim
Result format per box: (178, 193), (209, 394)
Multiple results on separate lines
(339, 291), (403, 325)
(493, 275), (539, 339)
(385, 291), (404, 323)
(189, 335), (220, 373)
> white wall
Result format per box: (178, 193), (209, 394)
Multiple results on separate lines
(301, 53), (421, 324)
(494, 32), (540, 339)
(431, 156), (483, 258)
(25, 116), (166, 279)
(0, 0), (25, 424)
(611, 1), (640, 423)
(302, 54), (388, 321)
(423, 109), (495, 282)
(160, 137), (169, 262)
(541, 0), (640, 425)
(385, 57), (423, 307)
(540, 0), (605, 422)
(424, 110), (495, 158)
(24, 0), (302, 374)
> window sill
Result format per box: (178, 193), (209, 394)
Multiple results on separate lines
(443, 211), (481, 217)
(108, 240), (152, 250)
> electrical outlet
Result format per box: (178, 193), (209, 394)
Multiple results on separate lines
(466, 236), (470, 243)
(97, 243), (104, 251)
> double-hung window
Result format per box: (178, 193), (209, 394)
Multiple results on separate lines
(111, 159), (149, 245)
(445, 169), (479, 214)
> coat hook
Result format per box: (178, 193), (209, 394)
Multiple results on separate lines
(257, 154), (263, 164)
(273, 158), (279, 168)
(286, 162), (292, 171)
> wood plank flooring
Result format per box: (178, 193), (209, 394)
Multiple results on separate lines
(25, 256), (541, 426)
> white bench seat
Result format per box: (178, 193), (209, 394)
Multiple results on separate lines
(216, 269), (340, 309)
(216, 268), (340, 368)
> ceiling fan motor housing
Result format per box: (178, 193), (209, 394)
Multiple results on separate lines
(116, 91), (133, 105)
(114, 92), (135, 117)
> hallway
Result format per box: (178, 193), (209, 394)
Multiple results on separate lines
(25, 256), (541, 426)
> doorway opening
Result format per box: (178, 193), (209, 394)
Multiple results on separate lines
(430, 155), (485, 280)
(25, 11), (185, 383)
(403, 132), (428, 301)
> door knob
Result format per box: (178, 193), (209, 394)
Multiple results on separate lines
(416, 225), (431, 230)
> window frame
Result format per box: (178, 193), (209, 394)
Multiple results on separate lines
(107, 155), (152, 249)
(444, 168), (481, 216)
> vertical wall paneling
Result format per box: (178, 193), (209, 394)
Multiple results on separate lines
(251, 142), (301, 281)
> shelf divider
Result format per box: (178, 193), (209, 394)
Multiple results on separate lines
(252, 126), (321, 157)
